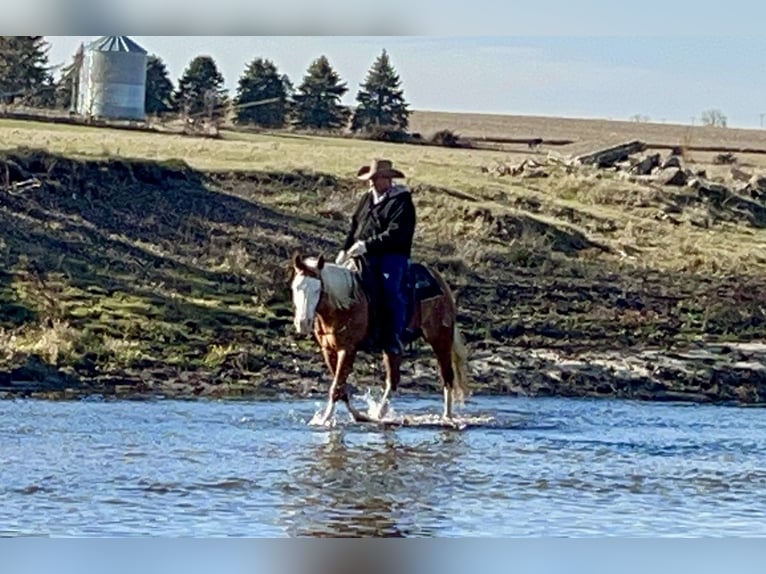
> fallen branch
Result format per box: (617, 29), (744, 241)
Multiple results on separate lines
(3, 177), (42, 195)
(575, 140), (646, 167)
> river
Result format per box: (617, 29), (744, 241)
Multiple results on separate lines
(1, 394), (765, 537)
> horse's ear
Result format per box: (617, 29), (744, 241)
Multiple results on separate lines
(316, 254), (325, 270)
(292, 251), (304, 271)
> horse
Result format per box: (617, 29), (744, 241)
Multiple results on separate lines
(290, 252), (470, 425)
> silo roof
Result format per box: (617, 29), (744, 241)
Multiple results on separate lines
(88, 36), (147, 54)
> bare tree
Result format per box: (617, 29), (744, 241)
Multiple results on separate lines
(700, 109), (727, 127)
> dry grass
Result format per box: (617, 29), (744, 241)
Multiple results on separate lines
(0, 319), (78, 365)
(2, 115), (766, 279)
(0, 118), (511, 190)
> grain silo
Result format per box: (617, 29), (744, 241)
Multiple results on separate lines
(77, 36), (148, 121)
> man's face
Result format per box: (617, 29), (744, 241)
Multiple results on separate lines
(369, 175), (391, 194)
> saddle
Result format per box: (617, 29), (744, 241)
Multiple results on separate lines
(407, 262), (444, 303)
(347, 259), (443, 351)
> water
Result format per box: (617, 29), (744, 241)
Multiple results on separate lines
(1, 394), (766, 537)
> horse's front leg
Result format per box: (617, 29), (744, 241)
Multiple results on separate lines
(337, 349), (374, 423)
(373, 351), (401, 420)
(322, 347), (338, 379)
(317, 345), (339, 425)
(320, 348), (371, 424)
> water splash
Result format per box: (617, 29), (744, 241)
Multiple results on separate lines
(307, 403), (339, 428)
(360, 388), (397, 422)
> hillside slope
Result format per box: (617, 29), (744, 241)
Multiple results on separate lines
(1, 120), (766, 403)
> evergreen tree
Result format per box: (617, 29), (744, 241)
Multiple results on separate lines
(173, 55), (228, 119)
(233, 57), (292, 128)
(145, 54), (175, 115)
(32, 76), (57, 108)
(351, 49), (410, 133)
(291, 55), (349, 130)
(0, 36), (54, 106)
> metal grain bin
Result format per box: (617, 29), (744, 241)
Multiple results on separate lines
(77, 36), (148, 121)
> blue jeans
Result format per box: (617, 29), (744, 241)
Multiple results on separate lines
(364, 254), (409, 354)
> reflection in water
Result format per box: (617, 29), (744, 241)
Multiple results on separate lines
(281, 430), (467, 537)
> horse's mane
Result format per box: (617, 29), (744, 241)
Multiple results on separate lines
(304, 257), (361, 310)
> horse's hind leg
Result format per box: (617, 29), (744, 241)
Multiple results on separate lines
(430, 334), (456, 420)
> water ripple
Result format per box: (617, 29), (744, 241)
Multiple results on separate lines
(2, 395), (766, 536)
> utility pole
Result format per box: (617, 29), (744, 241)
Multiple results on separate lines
(760, 113), (765, 128)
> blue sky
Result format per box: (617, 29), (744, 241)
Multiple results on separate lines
(44, 33), (766, 129)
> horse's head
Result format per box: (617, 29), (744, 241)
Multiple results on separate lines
(290, 252), (325, 335)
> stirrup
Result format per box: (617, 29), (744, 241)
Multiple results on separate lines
(401, 328), (422, 346)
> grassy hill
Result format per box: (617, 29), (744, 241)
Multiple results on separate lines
(1, 113), (765, 403)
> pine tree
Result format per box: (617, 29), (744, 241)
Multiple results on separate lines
(174, 55), (228, 119)
(351, 49), (410, 133)
(234, 58), (292, 128)
(145, 54), (175, 115)
(0, 36), (54, 106)
(291, 55), (349, 131)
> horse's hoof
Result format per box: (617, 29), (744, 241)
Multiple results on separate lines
(309, 414), (331, 427)
(352, 412), (373, 424)
(371, 403), (389, 421)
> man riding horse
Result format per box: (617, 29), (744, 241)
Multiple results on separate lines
(290, 158), (469, 422)
(336, 158), (418, 369)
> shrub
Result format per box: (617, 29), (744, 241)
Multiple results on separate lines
(359, 126), (411, 143)
(430, 129), (462, 148)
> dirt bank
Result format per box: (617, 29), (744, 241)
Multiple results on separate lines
(1, 148), (765, 404)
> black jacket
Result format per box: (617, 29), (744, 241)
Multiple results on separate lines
(342, 185), (416, 257)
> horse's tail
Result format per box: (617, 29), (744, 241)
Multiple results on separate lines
(450, 322), (471, 406)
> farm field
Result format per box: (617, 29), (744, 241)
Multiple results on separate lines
(410, 109), (766, 151)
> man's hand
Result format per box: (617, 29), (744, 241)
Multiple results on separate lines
(335, 250), (347, 264)
(346, 240), (367, 258)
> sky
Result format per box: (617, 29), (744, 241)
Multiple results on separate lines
(27, 0), (766, 130)
(44, 35), (766, 130)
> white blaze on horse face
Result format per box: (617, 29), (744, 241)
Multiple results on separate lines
(291, 273), (322, 335)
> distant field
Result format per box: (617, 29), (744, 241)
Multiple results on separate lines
(409, 110), (766, 157)
(5, 110), (766, 180)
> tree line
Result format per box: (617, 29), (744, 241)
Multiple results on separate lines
(0, 36), (411, 135)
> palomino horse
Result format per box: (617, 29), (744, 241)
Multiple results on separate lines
(290, 252), (470, 425)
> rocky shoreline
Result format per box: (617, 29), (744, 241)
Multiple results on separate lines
(466, 341), (766, 405)
(2, 341), (764, 407)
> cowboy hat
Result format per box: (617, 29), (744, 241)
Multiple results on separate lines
(356, 159), (406, 180)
